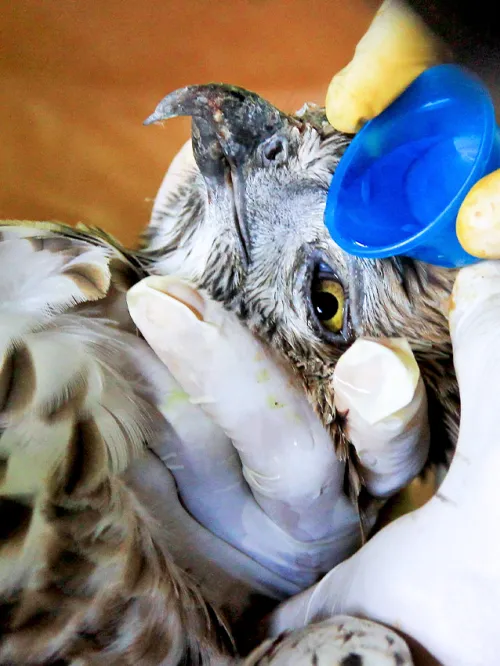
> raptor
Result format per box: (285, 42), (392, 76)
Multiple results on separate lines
(0, 84), (458, 664)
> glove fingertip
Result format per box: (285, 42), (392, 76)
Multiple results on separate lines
(333, 338), (420, 425)
(325, 77), (368, 134)
(456, 170), (500, 259)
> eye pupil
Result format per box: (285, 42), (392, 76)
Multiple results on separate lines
(313, 291), (339, 321)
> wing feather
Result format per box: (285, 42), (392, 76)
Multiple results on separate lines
(0, 222), (231, 665)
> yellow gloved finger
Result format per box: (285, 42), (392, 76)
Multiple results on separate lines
(456, 169), (500, 259)
(326, 0), (448, 134)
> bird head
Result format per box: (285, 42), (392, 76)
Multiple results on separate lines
(142, 84), (459, 470)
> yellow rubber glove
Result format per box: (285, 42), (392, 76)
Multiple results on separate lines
(325, 0), (448, 134)
(456, 171), (500, 259)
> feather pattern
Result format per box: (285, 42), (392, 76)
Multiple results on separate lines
(0, 221), (232, 665)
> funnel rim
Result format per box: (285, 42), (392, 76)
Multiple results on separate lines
(325, 64), (497, 261)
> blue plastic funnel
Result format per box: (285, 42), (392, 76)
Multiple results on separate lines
(325, 64), (500, 267)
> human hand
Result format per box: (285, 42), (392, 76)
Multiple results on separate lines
(125, 275), (429, 612)
(268, 260), (500, 665)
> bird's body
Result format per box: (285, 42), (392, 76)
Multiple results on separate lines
(0, 86), (459, 664)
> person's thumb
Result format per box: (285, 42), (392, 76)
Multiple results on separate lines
(333, 338), (429, 498)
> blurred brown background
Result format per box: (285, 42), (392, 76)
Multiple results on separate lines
(0, 0), (377, 246)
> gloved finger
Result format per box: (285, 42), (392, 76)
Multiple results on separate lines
(127, 277), (354, 588)
(456, 169), (500, 259)
(333, 337), (429, 497)
(125, 451), (299, 607)
(449, 261), (500, 438)
(325, 0), (447, 133)
(127, 278), (258, 556)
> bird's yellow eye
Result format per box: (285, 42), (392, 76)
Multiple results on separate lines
(311, 279), (345, 333)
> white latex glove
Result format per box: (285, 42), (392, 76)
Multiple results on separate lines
(270, 261), (500, 666)
(125, 276), (429, 609)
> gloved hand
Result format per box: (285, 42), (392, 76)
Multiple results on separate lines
(124, 274), (429, 621)
(268, 260), (500, 666)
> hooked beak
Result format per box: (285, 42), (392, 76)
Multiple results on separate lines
(145, 84), (295, 265)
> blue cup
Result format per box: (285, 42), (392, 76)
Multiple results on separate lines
(324, 64), (500, 268)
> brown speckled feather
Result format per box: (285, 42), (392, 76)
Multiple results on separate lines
(0, 221), (232, 665)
